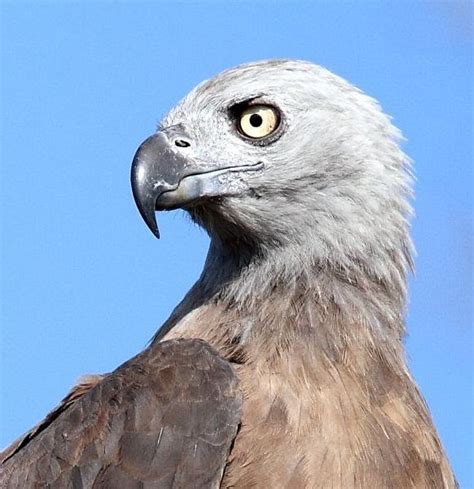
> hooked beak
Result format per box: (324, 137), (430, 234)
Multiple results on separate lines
(131, 131), (188, 238)
(131, 130), (263, 238)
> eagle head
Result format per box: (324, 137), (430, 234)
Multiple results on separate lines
(131, 60), (412, 278)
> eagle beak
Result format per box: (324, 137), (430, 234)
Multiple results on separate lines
(131, 131), (191, 238)
(131, 129), (264, 239)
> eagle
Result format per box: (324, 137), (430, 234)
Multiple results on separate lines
(1, 60), (456, 488)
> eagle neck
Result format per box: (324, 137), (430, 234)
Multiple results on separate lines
(156, 237), (408, 366)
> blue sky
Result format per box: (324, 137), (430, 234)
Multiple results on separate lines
(1, 1), (472, 486)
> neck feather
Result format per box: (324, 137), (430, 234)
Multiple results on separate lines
(154, 236), (410, 364)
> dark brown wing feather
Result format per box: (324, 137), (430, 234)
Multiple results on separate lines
(0, 375), (105, 465)
(0, 339), (242, 488)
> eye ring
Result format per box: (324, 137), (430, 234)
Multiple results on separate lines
(238, 105), (280, 140)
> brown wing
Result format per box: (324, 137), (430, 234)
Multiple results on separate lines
(0, 339), (242, 488)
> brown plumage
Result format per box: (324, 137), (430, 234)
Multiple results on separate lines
(161, 291), (454, 488)
(1, 60), (456, 488)
(1, 340), (241, 487)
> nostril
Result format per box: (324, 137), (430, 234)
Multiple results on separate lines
(175, 139), (191, 148)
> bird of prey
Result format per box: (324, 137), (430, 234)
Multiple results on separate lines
(1, 60), (457, 488)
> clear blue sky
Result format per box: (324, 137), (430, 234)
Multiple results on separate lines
(1, 1), (472, 486)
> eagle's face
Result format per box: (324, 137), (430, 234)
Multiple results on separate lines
(132, 60), (411, 260)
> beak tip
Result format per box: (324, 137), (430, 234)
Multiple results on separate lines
(140, 208), (161, 239)
(131, 162), (161, 239)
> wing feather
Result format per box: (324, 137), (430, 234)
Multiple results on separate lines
(0, 339), (242, 488)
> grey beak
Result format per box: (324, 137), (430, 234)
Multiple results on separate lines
(131, 129), (265, 239)
(131, 132), (190, 238)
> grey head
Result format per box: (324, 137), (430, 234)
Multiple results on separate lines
(131, 60), (413, 297)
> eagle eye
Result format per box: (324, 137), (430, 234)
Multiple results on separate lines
(238, 105), (280, 139)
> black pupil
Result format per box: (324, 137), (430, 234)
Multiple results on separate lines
(249, 113), (263, 127)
